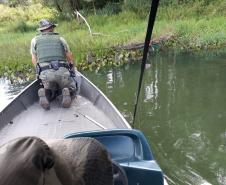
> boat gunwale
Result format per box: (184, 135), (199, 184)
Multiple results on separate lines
(79, 72), (131, 129)
(0, 72), (131, 130)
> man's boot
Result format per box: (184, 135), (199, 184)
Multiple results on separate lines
(38, 88), (50, 110)
(62, 88), (72, 108)
(69, 87), (77, 100)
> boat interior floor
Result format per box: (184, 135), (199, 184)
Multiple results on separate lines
(0, 95), (116, 145)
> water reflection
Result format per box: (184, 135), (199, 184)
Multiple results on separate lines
(85, 50), (226, 185)
(0, 78), (12, 111)
(144, 52), (226, 185)
(1, 50), (226, 185)
(0, 78), (29, 111)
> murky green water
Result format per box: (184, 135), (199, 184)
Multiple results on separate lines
(1, 50), (226, 185)
(84, 51), (226, 185)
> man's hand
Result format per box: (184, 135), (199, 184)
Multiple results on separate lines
(69, 62), (76, 77)
(35, 64), (41, 79)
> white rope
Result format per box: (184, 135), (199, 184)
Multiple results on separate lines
(77, 111), (107, 130)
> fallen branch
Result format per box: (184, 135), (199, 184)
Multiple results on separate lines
(74, 11), (129, 37)
(74, 11), (109, 36)
(74, 10), (93, 35)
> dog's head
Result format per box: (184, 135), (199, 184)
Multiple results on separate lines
(0, 137), (54, 185)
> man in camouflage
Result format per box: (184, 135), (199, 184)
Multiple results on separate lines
(30, 19), (76, 109)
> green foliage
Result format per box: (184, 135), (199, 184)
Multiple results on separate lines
(0, 60), (34, 79)
(160, 0), (217, 6)
(158, 0), (226, 20)
(96, 3), (122, 15)
(6, 0), (30, 7)
(0, 4), (57, 24)
(9, 21), (36, 32)
(123, 0), (150, 17)
(57, 12), (75, 21)
(1, 0), (226, 78)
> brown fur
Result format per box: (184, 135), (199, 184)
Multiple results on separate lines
(0, 137), (113, 185)
(0, 137), (54, 185)
(47, 137), (113, 185)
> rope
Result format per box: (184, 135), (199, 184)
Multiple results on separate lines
(132, 0), (160, 128)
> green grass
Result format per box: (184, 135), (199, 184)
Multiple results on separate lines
(1, 1), (226, 78)
(0, 11), (148, 79)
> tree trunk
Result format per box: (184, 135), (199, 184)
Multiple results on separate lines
(69, 0), (80, 11)
(54, 0), (63, 12)
(92, 0), (96, 15)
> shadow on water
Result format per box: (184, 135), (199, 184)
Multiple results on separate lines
(1, 49), (226, 185)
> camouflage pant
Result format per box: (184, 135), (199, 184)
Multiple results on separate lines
(39, 67), (76, 92)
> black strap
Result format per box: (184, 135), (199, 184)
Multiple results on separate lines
(132, 0), (160, 128)
(40, 62), (69, 71)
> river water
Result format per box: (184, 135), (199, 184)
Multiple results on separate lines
(1, 50), (226, 185)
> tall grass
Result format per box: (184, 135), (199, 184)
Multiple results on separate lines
(38, 11), (147, 61)
(158, 0), (226, 20)
(0, 3), (57, 39)
(0, 11), (148, 78)
(1, 1), (226, 78)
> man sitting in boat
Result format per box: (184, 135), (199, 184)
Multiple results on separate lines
(30, 19), (77, 110)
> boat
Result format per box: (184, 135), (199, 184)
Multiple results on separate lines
(0, 72), (167, 185)
(0, 0), (168, 183)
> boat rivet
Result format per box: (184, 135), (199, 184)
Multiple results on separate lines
(73, 114), (79, 117)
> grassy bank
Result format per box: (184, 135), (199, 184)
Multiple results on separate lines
(1, 1), (226, 80)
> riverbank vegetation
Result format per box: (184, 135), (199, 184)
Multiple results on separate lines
(1, 0), (226, 80)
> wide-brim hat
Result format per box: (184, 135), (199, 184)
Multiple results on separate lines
(37, 19), (57, 31)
